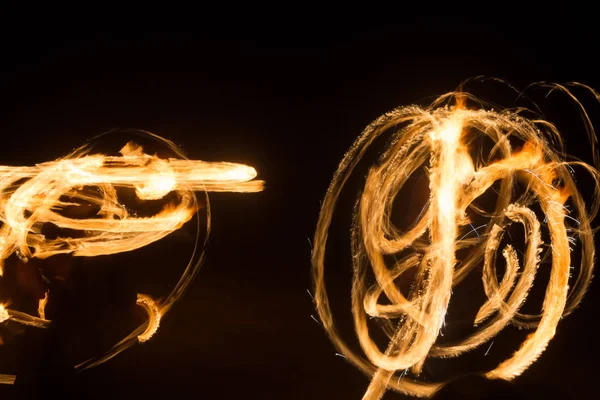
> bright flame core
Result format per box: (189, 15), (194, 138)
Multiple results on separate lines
(0, 131), (264, 379)
(312, 82), (600, 398)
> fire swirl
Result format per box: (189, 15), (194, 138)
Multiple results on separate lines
(312, 82), (600, 398)
(0, 130), (264, 382)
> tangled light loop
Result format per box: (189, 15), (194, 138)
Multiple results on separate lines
(312, 82), (600, 398)
(0, 131), (264, 382)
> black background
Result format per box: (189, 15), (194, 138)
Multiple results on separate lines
(0, 11), (598, 400)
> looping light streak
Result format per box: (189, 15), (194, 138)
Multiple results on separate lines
(0, 130), (264, 380)
(312, 81), (600, 398)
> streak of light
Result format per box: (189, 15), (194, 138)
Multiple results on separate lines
(312, 81), (600, 398)
(0, 130), (264, 381)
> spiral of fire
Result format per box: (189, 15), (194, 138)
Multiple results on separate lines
(312, 82), (600, 398)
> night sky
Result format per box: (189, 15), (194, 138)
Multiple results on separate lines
(0, 13), (598, 400)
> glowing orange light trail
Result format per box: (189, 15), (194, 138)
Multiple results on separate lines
(312, 81), (600, 398)
(0, 131), (264, 380)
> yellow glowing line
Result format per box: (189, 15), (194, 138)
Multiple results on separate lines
(312, 82), (600, 398)
(136, 294), (162, 343)
(0, 132), (264, 381)
(38, 292), (49, 320)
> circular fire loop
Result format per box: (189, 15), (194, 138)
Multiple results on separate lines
(312, 83), (600, 398)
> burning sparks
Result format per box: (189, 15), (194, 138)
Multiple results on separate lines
(311, 82), (600, 398)
(0, 130), (264, 379)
